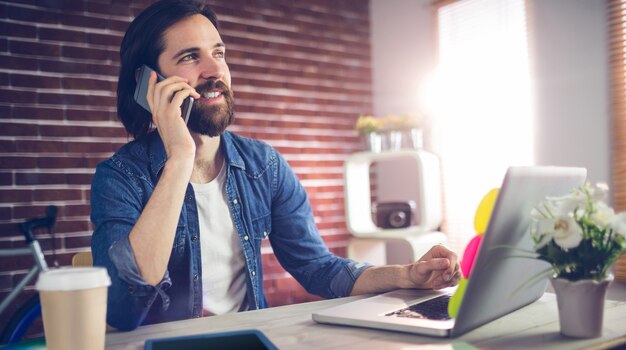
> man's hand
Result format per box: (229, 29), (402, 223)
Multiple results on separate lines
(146, 71), (201, 161)
(406, 244), (461, 290)
(350, 244), (461, 296)
(127, 72), (201, 286)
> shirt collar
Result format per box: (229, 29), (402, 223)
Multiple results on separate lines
(220, 131), (245, 170)
(145, 130), (245, 179)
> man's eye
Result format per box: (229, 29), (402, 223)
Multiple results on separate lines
(180, 54), (197, 62)
(215, 51), (225, 58)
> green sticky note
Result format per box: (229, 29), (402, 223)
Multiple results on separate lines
(448, 278), (468, 318)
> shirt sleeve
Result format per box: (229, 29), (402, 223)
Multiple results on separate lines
(268, 151), (373, 298)
(90, 160), (171, 331)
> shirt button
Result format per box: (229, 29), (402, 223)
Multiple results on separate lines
(191, 235), (198, 241)
(233, 199), (238, 205)
(263, 231), (268, 237)
(244, 235), (249, 241)
(251, 271), (256, 276)
(127, 286), (135, 294)
(193, 274), (198, 281)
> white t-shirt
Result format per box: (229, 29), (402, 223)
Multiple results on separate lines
(191, 162), (247, 315)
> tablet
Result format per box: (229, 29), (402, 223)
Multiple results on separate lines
(144, 329), (278, 350)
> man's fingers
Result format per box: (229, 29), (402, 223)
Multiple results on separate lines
(433, 267), (461, 289)
(422, 244), (459, 282)
(150, 75), (190, 113)
(153, 81), (197, 124)
(411, 245), (462, 289)
(414, 258), (450, 277)
(170, 88), (197, 112)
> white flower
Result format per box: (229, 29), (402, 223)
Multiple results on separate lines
(547, 192), (586, 217)
(592, 183), (609, 201)
(590, 201), (615, 228)
(552, 216), (583, 249)
(531, 205), (548, 220)
(530, 182), (626, 280)
(531, 215), (583, 250)
(610, 212), (626, 237)
(532, 200), (567, 219)
(532, 218), (555, 249)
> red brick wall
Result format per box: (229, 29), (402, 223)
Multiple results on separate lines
(0, 0), (372, 337)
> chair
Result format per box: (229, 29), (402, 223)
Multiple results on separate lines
(71, 250), (117, 331)
(71, 251), (93, 267)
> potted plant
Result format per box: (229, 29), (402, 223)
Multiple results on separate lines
(530, 183), (626, 338)
(396, 113), (425, 150)
(355, 115), (383, 152)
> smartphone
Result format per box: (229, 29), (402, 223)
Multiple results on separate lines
(144, 329), (278, 350)
(134, 64), (194, 124)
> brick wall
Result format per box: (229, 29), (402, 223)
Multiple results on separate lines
(0, 0), (372, 337)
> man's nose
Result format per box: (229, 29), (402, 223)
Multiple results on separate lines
(200, 58), (224, 80)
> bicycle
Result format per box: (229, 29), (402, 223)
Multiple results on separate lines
(0, 205), (57, 345)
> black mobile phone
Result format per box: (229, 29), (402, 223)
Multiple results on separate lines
(134, 64), (194, 124)
(144, 329), (278, 350)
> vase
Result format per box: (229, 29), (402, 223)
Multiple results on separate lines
(393, 128), (424, 149)
(550, 274), (613, 338)
(387, 130), (402, 151)
(379, 130), (401, 151)
(364, 132), (382, 153)
(405, 128), (423, 149)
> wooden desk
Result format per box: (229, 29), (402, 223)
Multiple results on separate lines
(104, 293), (626, 350)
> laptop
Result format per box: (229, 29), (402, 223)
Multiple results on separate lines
(313, 166), (587, 337)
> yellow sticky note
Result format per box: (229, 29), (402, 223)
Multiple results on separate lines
(473, 189), (499, 234)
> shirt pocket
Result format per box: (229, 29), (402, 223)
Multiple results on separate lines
(250, 213), (272, 242)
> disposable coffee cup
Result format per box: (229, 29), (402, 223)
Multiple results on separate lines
(36, 267), (111, 350)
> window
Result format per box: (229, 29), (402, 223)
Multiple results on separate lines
(429, 0), (533, 252)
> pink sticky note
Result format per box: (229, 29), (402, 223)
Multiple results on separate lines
(461, 234), (482, 278)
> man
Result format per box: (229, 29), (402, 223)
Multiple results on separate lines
(91, 0), (460, 331)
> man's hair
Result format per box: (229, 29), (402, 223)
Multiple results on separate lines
(117, 0), (220, 139)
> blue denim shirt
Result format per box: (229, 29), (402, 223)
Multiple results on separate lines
(90, 131), (370, 331)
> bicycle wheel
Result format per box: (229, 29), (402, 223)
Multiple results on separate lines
(0, 293), (41, 345)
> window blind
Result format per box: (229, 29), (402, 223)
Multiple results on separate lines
(609, 0), (626, 282)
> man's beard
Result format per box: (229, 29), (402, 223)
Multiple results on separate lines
(187, 79), (235, 137)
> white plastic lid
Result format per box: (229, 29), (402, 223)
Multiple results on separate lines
(36, 267), (111, 291)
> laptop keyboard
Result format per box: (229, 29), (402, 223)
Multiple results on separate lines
(385, 294), (452, 321)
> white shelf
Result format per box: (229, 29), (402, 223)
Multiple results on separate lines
(344, 150), (442, 238)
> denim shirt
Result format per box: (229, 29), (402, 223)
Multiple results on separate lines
(90, 131), (371, 331)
